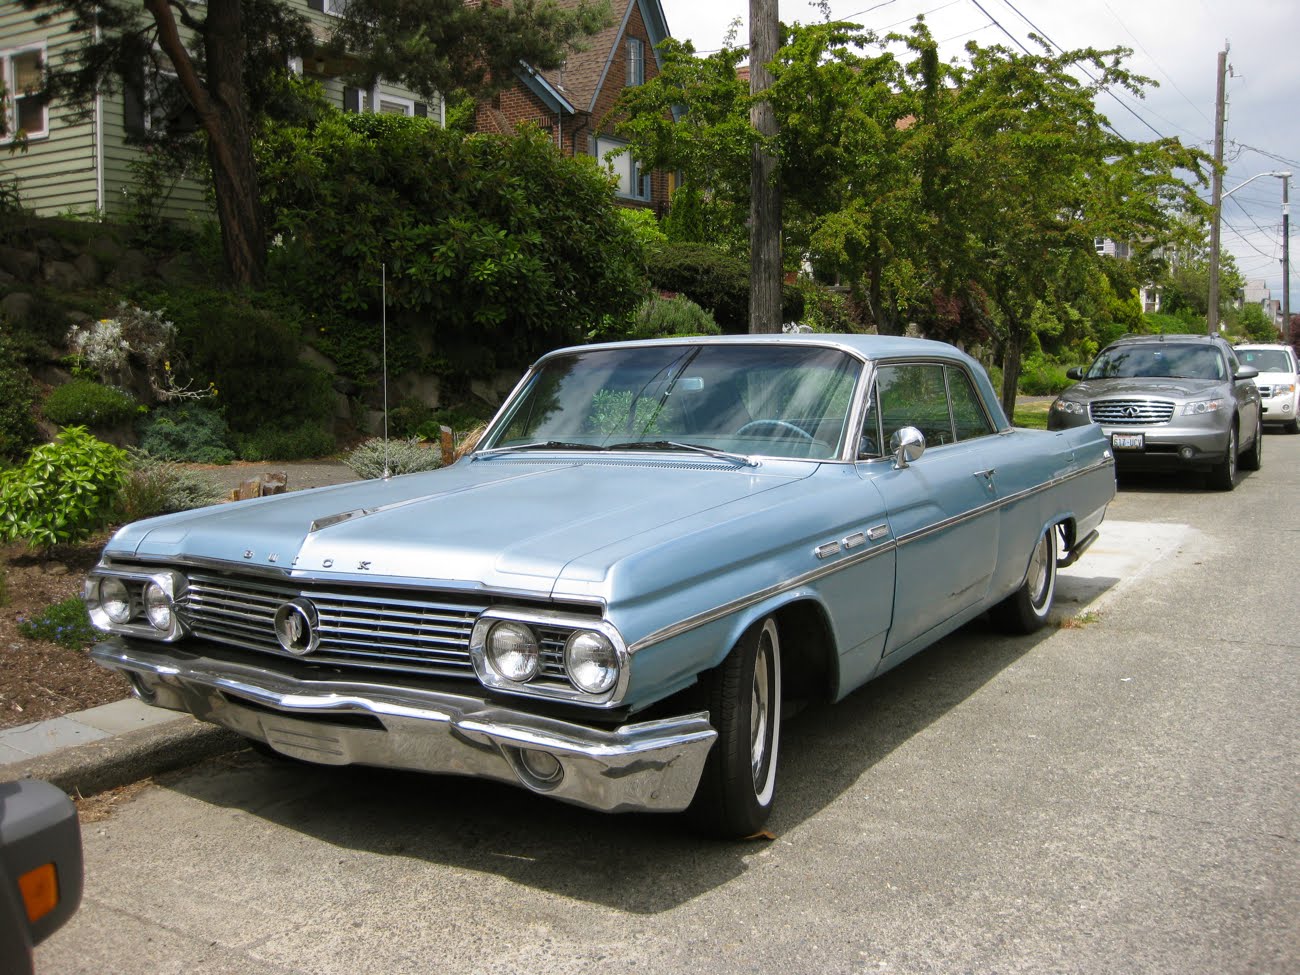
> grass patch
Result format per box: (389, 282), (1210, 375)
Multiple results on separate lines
(18, 596), (97, 649)
(1013, 401), (1051, 429)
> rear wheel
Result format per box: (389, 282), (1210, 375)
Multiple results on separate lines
(990, 525), (1058, 634)
(1207, 425), (1238, 491)
(691, 617), (782, 838)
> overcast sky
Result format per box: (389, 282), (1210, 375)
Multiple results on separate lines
(657, 0), (1300, 309)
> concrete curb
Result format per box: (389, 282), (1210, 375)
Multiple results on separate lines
(2, 715), (243, 797)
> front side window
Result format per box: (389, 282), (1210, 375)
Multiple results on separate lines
(876, 363), (954, 447)
(2, 47), (48, 141)
(483, 344), (862, 461)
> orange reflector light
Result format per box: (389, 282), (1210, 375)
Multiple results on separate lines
(18, 862), (59, 923)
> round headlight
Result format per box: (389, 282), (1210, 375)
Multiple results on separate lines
(98, 577), (132, 624)
(143, 582), (173, 631)
(486, 621), (540, 682)
(564, 630), (619, 694)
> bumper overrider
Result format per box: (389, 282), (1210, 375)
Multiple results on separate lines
(91, 639), (718, 814)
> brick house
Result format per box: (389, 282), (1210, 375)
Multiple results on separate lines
(474, 0), (674, 212)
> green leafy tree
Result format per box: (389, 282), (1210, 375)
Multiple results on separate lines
(24, 0), (611, 285)
(258, 115), (645, 372)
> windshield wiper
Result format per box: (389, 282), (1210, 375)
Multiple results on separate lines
(474, 441), (608, 458)
(605, 440), (759, 468)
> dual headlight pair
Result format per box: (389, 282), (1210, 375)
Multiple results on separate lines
(471, 611), (627, 703)
(84, 572), (185, 641)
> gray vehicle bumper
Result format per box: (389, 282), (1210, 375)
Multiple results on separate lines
(91, 640), (717, 814)
(1100, 422), (1230, 468)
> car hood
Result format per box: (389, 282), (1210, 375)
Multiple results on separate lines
(1249, 371), (1297, 384)
(105, 458), (814, 598)
(1064, 377), (1222, 400)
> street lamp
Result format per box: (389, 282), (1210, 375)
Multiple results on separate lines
(1208, 170), (1291, 335)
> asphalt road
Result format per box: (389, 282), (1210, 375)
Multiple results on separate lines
(38, 435), (1299, 975)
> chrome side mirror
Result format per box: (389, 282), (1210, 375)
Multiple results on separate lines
(889, 426), (926, 469)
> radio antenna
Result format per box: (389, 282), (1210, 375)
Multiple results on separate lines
(382, 262), (391, 480)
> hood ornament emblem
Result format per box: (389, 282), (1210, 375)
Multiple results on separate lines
(274, 598), (320, 656)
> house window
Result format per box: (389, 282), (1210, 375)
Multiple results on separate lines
(375, 91), (414, 116)
(626, 37), (645, 86)
(594, 136), (651, 201)
(307, 0), (349, 15)
(2, 46), (48, 141)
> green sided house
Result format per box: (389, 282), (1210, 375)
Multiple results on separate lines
(0, 0), (440, 222)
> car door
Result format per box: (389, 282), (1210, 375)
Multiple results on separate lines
(860, 361), (1001, 657)
(1225, 346), (1263, 444)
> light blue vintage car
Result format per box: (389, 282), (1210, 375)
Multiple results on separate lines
(86, 335), (1115, 836)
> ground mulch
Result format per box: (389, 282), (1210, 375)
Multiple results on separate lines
(0, 536), (131, 731)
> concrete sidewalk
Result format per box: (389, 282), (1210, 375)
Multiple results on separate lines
(0, 699), (242, 796)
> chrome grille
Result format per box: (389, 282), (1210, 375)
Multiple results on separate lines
(183, 573), (485, 679)
(1255, 384), (1275, 398)
(1089, 399), (1175, 425)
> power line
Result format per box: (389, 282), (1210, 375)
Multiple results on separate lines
(1096, 0), (1212, 128)
(991, 0), (1168, 141)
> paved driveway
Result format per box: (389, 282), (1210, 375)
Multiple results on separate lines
(39, 437), (1299, 975)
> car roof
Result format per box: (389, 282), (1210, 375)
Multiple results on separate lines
(555, 333), (968, 363)
(1106, 333), (1226, 347)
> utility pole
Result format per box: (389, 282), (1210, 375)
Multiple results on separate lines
(749, 0), (782, 333)
(1206, 42), (1228, 335)
(1282, 172), (1290, 337)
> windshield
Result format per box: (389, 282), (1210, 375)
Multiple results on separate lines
(481, 344), (862, 460)
(1085, 343), (1226, 381)
(1235, 349), (1294, 373)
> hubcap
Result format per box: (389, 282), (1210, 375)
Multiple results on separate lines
(1027, 532), (1051, 607)
(750, 636), (771, 788)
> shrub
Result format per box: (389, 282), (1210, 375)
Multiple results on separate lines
(258, 118), (646, 372)
(18, 597), (97, 650)
(344, 437), (443, 479)
(389, 397), (437, 438)
(0, 426), (128, 548)
(646, 242), (803, 332)
(138, 287), (333, 434)
(0, 336), (38, 459)
(628, 294), (721, 339)
(119, 450), (224, 522)
(43, 379), (139, 428)
(1017, 358), (1073, 396)
(138, 402), (235, 464)
(236, 422), (335, 461)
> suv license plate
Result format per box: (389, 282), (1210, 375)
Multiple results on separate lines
(1112, 433), (1144, 450)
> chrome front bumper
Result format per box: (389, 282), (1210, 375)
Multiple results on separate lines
(91, 640), (717, 814)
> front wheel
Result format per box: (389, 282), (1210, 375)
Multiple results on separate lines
(1207, 425), (1238, 491)
(691, 617), (782, 838)
(1240, 422), (1263, 472)
(990, 525), (1058, 634)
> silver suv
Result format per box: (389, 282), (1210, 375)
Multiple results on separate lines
(1048, 334), (1262, 490)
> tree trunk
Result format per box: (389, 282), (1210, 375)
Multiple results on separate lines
(145, 0), (266, 286)
(1000, 328), (1023, 419)
(748, 0), (781, 334)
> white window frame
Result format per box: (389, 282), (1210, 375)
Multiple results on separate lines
(324, 0), (349, 15)
(1, 44), (49, 143)
(594, 135), (651, 202)
(373, 88), (415, 117)
(626, 37), (645, 87)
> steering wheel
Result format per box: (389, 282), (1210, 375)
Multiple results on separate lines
(735, 419), (815, 441)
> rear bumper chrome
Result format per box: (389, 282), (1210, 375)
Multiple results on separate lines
(91, 640), (716, 814)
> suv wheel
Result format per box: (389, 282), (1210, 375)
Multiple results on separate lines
(1240, 423), (1263, 472)
(1207, 424), (1238, 491)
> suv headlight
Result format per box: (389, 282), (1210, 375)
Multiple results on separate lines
(1182, 398), (1224, 415)
(1051, 399), (1085, 415)
(470, 610), (628, 706)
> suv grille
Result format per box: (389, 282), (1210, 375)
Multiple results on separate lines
(1089, 399), (1175, 425)
(1255, 384), (1275, 398)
